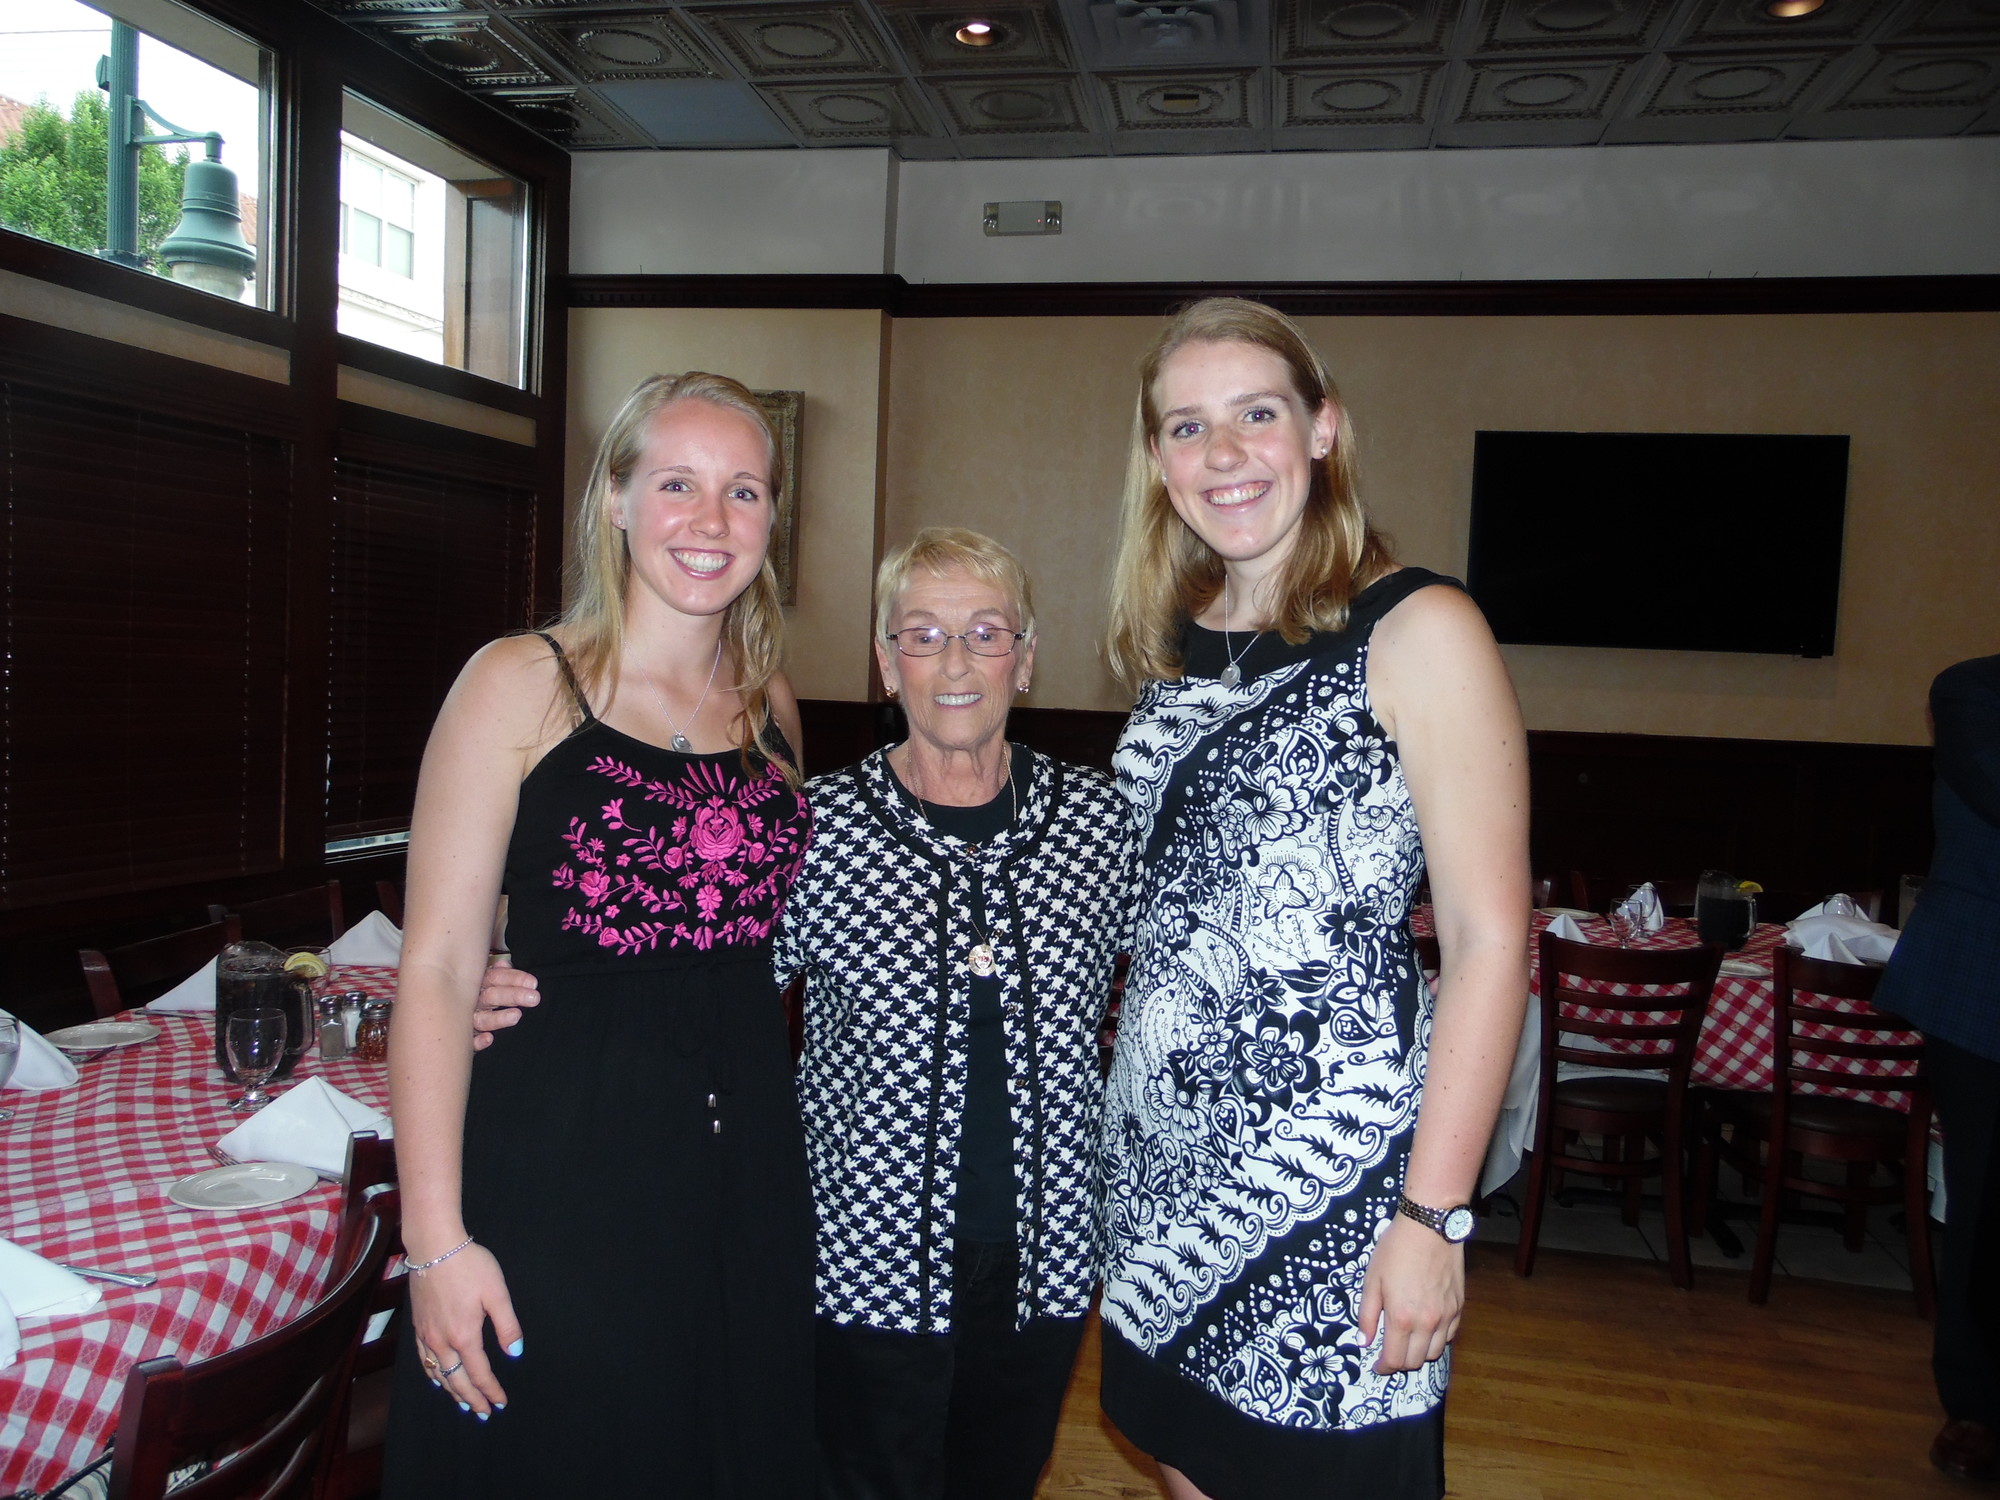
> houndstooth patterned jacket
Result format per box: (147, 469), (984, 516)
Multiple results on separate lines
(774, 746), (1140, 1333)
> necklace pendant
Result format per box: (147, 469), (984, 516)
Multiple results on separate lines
(968, 942), (997, 978)
(670, 732), (694, 753)
(1219, 664), (1242, 689)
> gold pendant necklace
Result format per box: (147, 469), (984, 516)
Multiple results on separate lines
(904, 744), (1015, 979)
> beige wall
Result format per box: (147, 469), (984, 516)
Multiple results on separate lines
(565, 307), (889, 701)
(883, 311), (2000, 745)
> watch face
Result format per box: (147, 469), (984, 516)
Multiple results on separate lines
(1443, 1206), (1476, 1242)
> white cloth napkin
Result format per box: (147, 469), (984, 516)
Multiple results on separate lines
(145, 956), (216, 1013)
(0, 1286), (16, 1370)
(216, 1076), (393, 1179)
(0, 1011), (78, 1091)
(0, 1238), (100, 1320)
(1787, 913), (1898, 964)
(1544, 913), (1589, 943)
(1794, 893), (1862, 921)
(1622, 883), (1667, 932)
(328, 910), (402, 967)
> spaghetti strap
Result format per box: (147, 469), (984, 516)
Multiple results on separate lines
(531, 630), (598, 730)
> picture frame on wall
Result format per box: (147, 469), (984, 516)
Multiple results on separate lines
(755, 390), (802, 604)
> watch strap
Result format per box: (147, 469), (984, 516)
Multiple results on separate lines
(1397, 1192), (1473, 1241)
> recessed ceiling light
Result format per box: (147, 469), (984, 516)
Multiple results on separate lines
(1765, 0), (1825, 17)
(954, 20), (999, 45)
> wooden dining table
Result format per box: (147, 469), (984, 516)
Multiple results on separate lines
(0, 965), (396, 1496)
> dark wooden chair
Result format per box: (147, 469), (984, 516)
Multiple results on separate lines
(326, 1133), (403, 1500)
(1516, 932), (1723, 1288)
(216, 882), (347, 949)
(1413, 929), (1441, 976)
(1693, 946), (1933, 1313)
(78, 917), (241, 1019)
(373, 880), (403, 928)
(103, 1192), (394, 1500)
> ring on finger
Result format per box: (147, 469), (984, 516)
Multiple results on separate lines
(437, 1359), (465, 1379)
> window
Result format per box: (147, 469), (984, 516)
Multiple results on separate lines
(339, 92), (530, 388)
(0, 0), (271, 305)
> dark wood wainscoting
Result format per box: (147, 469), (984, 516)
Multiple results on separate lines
(801, 699), (1936, 899)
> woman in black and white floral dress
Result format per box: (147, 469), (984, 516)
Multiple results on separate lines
(1098, 299), (1530, 1500)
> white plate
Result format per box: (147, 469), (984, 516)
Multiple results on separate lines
(44, 1021), (160, 1052)
(1536, 907), (1596, 920)
(167, 1161), (320, 1211)
(1719, 958), (1772, 978)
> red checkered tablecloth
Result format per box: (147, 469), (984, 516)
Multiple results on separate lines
(1, 966), (396, 1496)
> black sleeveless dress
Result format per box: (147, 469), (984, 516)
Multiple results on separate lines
(382, 639), (817, 1498)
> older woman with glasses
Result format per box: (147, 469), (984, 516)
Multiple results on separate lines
(476, 527), (1139, 1500)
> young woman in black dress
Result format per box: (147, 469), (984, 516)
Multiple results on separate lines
(383, 372), (816, 1497)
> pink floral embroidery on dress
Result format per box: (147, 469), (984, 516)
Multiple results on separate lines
(550, 756), (809, 956)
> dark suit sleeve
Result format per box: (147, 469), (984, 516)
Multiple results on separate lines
(1931, 656), (2000, 830)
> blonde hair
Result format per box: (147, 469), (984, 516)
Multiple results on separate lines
(560, 371), (797, 784)
(874, 527), (1037, 643)
(1105, 298), (1393, 686)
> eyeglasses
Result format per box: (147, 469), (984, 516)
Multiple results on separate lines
(885, 625), (1025, 657)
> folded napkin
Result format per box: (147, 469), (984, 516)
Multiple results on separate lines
(1794, 893), (1862, 921)
(0, 1287), (15, 1370)
(1787, 913), (1898, 965)
(1544, 913), (1589, 943)
(0, 1238), (101, 1320)
(215, 1076), (393, 1179)
(1616, 883), (1667, 933)
(145, 956), (216, 1013)
(328, 910), (402, 968)
(0, 1011), (78, 1091)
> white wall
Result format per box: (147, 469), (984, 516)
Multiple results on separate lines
(569, 137), (2000, 283)
(569, 149), (896, 275)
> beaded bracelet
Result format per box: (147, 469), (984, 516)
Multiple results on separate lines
(406, 1235), (475, 1274)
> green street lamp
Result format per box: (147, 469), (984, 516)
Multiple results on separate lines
(98, 20), (256, 300)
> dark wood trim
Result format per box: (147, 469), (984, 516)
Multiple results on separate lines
(570, 274), (906, 312)
(336, 334), (542, 417)
(336, 399), (537, 476)
(0, 312), (295, 434)
(0, 229), (295, 348)
(568, 272), (2000, 319)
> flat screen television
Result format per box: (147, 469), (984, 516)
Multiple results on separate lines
(1463, 430), (1850, 657)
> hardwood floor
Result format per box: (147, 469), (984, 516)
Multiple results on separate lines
(1037, 1244), (1954, 1498)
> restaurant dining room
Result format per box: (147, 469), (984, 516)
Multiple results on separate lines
(3, 0), (1998, 1496)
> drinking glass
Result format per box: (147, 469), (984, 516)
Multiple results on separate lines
(226, 1007), (287, 1112)
(1608, 907), (1639, 948)
(0, 1016), (18, 1122)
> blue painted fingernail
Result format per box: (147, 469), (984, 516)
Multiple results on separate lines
(493, 1402), (506, 1412)
(457, 1402), (470, 1413)
(506, 1338), (524, 1357)
(476, 1410), (490, 1423)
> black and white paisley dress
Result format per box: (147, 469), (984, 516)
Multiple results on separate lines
(1098, 568), (1456, 1500)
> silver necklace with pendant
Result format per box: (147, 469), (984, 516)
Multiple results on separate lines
(1218, 576), (1257, 689)
(649, 638), (723, 753)
(906, 743), (1016, 978)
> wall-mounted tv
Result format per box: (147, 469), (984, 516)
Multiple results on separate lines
(1464, 431), (1850, 658)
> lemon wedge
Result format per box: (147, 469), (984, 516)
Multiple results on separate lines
(283, 950), (330, 979)
(1736, 880), (1764, 895)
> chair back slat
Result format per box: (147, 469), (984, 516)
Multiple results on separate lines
(223, 882), (347, 949)
(79, 917), (242, 1019)
(1539, 933), (1724, 1086)
(1772, 945), (1927, 1099)
(107, 1198), (394, 1500)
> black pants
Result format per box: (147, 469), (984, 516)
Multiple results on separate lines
(816, 1240), (1087, 1500)
(1928, 1034), (2000, 1426)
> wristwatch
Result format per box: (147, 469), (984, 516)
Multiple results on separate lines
(1397, 1192), (1476, 1243)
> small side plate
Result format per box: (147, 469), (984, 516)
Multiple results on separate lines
(167, 1161), (320, 1211)
(1536, 907), (1596, 921)
(45, 1021), (160, 1053)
